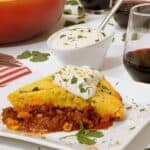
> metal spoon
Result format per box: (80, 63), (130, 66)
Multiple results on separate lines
(98, 0), (124, 31)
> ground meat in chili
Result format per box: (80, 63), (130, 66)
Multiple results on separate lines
(2, 104), (114, 134)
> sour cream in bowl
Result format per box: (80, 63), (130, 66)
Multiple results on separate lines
(47, 24), (114, 69)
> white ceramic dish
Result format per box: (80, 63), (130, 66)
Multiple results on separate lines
(0, 73), (150, 150)
(47, 23), (114, 70)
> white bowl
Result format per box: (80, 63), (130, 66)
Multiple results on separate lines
(47, 23), (114, 69)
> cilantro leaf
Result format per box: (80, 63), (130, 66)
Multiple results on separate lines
(71, 76), (78, 84)
(61, 121), (104, 145)
(30, 55), (49, 62)
(77, 134), (96, 145)
(64, 9), (72, 15)
(17, 50), (50, 62)
(17, 50), (31, 59)
(78, 6), (85, 19)
(85, 130), (104, 138)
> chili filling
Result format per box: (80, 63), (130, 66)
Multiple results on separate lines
(2, 104), (114, 134)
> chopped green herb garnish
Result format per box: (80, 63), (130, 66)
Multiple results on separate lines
(17, 50), (50, 62)
(78, 35), (83, 39)
(61, 121), (104, 145)
(139, 108), (145, 112)
(78, 6), (85, 19)
(17, 50), (31, 59)
(19, 87), (40, 93)
(63, 20), (85, 27)
(100, 85), (111, 94)
(71, 76), (78, 84)
(122, 33), (127, 42)
(63, 79), (68, 82)
(79, 84), (87, 93)
(64, 20), (76, 27)
(84, 78), (87, 82)
(101, 32), (106, 37)
(95, 39), (100, 42)
(60, 34), (66, 38)
(78, 21), (85, 24)
(32, 87), (40, 92)
(129, 126), (136, 130)
(32, 51), (50, 59)
(112, 37), (115, 42)
(64, 9), (72, 15)
(126, 106), (132, 110)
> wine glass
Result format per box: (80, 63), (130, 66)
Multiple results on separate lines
(123, 3), (150, 83)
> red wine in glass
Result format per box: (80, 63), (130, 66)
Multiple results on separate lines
(123, 48), (150, 83)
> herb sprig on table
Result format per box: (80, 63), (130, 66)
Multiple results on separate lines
(61, 122), (104, 145)
(17, 50), (50, 62)
(64, 0), (86, 27)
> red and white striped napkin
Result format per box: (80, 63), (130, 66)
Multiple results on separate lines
(0, 65), (31, 86)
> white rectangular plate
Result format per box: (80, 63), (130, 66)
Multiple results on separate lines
(0, 73), (150, 150)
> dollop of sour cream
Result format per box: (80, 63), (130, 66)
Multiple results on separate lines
(52, 66), (103, 99)
(51, 27), (106, 50)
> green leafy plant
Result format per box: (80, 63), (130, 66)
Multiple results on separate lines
(17, 50), (50, 62)
(61, 122), (104, 145)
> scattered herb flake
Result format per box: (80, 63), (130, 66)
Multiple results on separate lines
(79, 84), (87, 93)
(71, 76), (78, 84)
(126, 106), (132, 110)
(102, 32), (106, 37)
(139, 108), (145, 112)
(84, 78), (87, 82)
(122, 33), (127, 42)
(78, 35), (83, 39)
(32, 87), (40, 92)
(101, 85), (111, 94)
(63, 79), (68, 82)
(78, 6), (85, 19)
(60, 34), (66, 38)
(64, 9), (72, 15)
(64, 20), (76, 27)
(129, 126), (136, 130)
(95, 39), (100, 42)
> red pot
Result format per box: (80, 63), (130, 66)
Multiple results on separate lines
(0, 0), (65, 44)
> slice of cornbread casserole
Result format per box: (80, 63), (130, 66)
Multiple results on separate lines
(2, 66), (125, 134)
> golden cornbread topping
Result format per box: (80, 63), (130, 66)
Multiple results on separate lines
(51, 27), (106, 50)
(52, 66), (103, 99)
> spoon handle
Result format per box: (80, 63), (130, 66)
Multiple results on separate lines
(98, 0), (124, 31)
